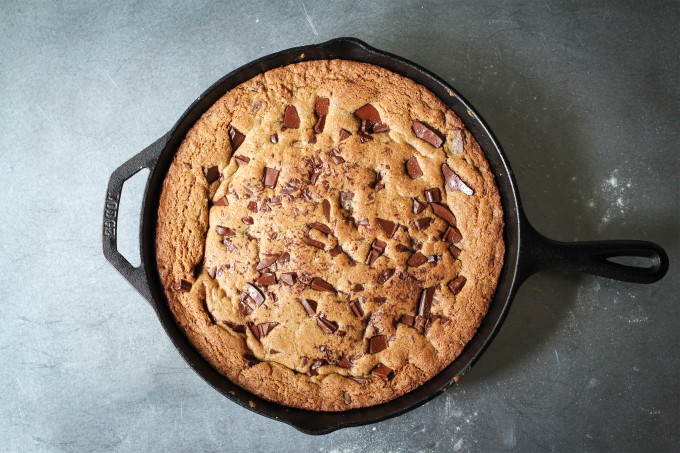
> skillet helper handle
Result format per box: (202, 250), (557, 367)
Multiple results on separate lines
(102, 134), (168, 303)
(520, 222), (669, 284)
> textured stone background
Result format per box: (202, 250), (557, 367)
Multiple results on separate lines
(1, 1), (678, 451)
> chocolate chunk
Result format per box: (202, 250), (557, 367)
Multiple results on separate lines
(204, 166), (220, 184)
(376, 218), (398, 238)
(281, 181), (298, 194)
(310, 277), (335, 292)
(270, 133), (278, 144)
(395, 244), (410, 252)
(413, 217), (433, 232)
(353, 284), (364, 292)
(247, 201), (258, 213)
(449, 244), (461, 259)
(256, 272), (276, 286)
(359, 119), (370, 133)
(278, 252), (290, 264)
(309, 359), (329, 376)
(256, 254), (280, 271)
(399, 314), (415, 327)
(418, 286), (435, 317)
(321, 199), (331, 222)
(427, 254), (441, 263)
(213, 196), (229, 206)
(339, 129), (352, 141)
(376, 268), (396, 285)
(310, 168), (321, 184)
(442, 225), (463, 244)
(239, 298), (254, 316)
(371, 122), (390, 133)
(309, 222), (332, 235)
(407, 252), (428, 267)
(173, 279), (192, 292)
(223, 320), (246, 334)
(431, 202), (457, 226)
(358, 132), (373, 143)
(280, 272), (297, 286)
(315, 97), (330, 116)
(234, 155), (250, 166)
(283, 105), (300, 128)
(263, 167), (280, 189)
(228, 126), (245, 151)
(356, 218), (370, 227)
(242, 216), (254, 225)
(371, 239), (386, 253)
(372, 364), (394, 380)
(374, 297), (387, 305)
(369, 335), (388, 354)
(412, 120), (444, 148)
(413, 198), (426, 214)
(337, 357), (353, 369)
(215, 225), (236, 237)
(246, 283), (265, 306)
(406, 156), (423, 179)
(313, 115), (326, 134)
(349, 299), (364, 318)
(300, 298), (318, 316)
(250, 321), (279, 339)
(316, 314), (339, 334)
(354, 104), (381, 123)
(331, 154), (345, 165)
(442, 163), (474, 195)
(303, 236), (325, 250)
(448, 276), (467, 295)
(365, 238), (387, 265)
(269, 349), (280, 355)
(329, 245), (343, 257)
(207, 267), (217, 278)
(424, 188), (442, 203)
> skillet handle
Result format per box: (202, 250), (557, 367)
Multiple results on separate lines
(518, 220), (669, 284)
(102, 134), (168, 303)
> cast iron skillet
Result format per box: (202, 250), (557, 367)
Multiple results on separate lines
(102, 38), (669, 434)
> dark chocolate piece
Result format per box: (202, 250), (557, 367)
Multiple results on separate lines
(310, 277), (335, 292)
(309, 359), (329, 376)
(442, 163), (474, 195)
(412, 120), (444, 148)
(448, 276), (467, 295)
(418, 286), (435, 317)
(228, 126), (245, 151)
(263, 167), (280, 189)
(372, 364), (394, 380)
(316, 314), (339, 334)
(331, 154), (345, 165)
(300, 298), (318, 316)
(413, 198), (426, 214)
(406, 156), (423, 179)
(442, 225), (463, 244)
(213, 196), (229, 206)
(376, 268), (396, 285)
(239, 298), (254, 316)
(250, 321), (279, 339)
(449, 244), (461, 259)
(339, 129), (352, 141)
(430, 202), (457, 226)
(247, 201), (258, 213)
(242, 216), (254, 225)
(204, 166), (220, 184)
(315, 97), (329, 116)
(313, 115), (326, 134)
(256, 272), (276, 286)
(173, 279), (192, 292)
(280, 272), (297, 286)
(424, 188), (442, 203)
(371, 122), (390, 133)
(256, 254), (280, 271)
(223, 320), (247, 334)
(243, 354), (259, 367)
(399, 314), (415, 327)
(329, 246), (343, 257)
(407, 251), (428, 267)
(270, 133), (278, 144)
(349, 299), (364, 318)
(234, 155), (250, 166)
(354, 104), (381, 123)
(303, 236), (325, 250)
(369, 335), (388, 354)
(283, 105), (300, 129)
(309, 222), (332, 235)
(365, 238), (386, 265)
(376, 218), (398, 238)
(358, 132), (373, 143)
(337, 357), (352, 369)
(413, 217), (433, 231)
(215, 225), (236, 237)
(322, 199), (331, 222)
(246, 283), (265, 306)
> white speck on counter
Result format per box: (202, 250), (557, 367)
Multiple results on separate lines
(453, 438), (464, 451)
(596, 170), (634, 231)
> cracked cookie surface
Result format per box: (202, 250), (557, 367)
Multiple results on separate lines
(156, 60), (504, 411)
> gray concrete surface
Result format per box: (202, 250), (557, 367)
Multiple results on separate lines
(1, 1), (678, 451)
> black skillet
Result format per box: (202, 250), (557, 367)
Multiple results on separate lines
(102, 38), (669, 434)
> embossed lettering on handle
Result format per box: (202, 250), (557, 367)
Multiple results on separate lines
(103, 193), (119, 237)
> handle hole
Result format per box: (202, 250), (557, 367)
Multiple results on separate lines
(117, 168), (150, 267)
(605, 255), (657, 269)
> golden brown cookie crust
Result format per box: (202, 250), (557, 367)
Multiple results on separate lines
(156, 60), (504, 411)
